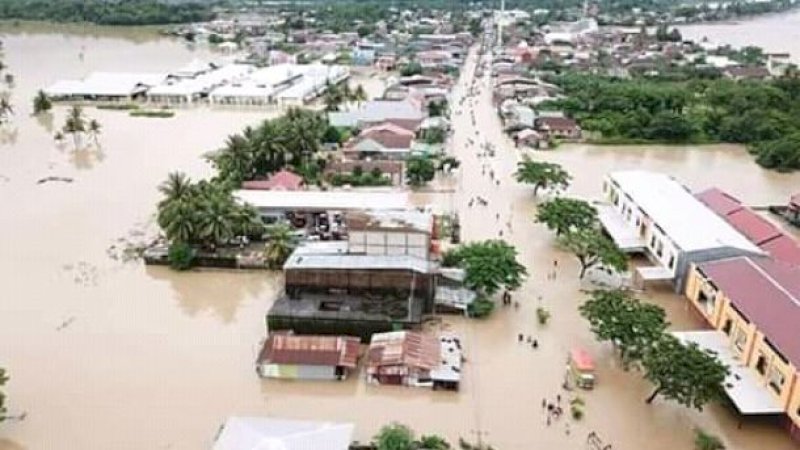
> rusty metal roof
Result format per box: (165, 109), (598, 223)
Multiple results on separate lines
(258, 333), (360, 368)
(366, 331), (440, 374)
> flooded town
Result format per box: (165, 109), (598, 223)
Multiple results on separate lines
(1, 1), (800, 450)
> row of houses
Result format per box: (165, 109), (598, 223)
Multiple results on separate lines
(597, 170), (800, 438)
(44, 62), (349, 107)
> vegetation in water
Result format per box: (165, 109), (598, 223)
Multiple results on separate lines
(514, 158), (571, 196)
(694, 427), (726, 450)
(32, 89), (51, 115)
(0, 367), (7, 422)
(167, 241), (195, 271)
(535, 197), (598, 236)
(129, 109), (174, 118)
(405, 155), (436, 187)
(443, 240), (527, 296)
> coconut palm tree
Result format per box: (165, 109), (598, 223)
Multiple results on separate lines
(32, 90), (52, 115)
(157, 199), (198, 244)
(210, 134), (255, 183)
(88, 119), (101, 145)
(264, 223), (296, 269)
(158, 172), (194, 207)
(197, 193), (236, 248)
(62, 105), (86, 148)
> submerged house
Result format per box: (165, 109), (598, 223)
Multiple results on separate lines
(256, 332), (360, 380)
(598, 171), (765, 292)
(366, 331), (462, 390)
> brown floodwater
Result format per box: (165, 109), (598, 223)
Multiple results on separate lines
(1, 24), (800, 450)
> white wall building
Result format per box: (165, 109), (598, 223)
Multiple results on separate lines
(147, 63), (253, 105)
(598, 171), (764, 291)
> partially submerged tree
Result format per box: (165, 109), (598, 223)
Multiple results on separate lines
(0, 367), (8, 422)
(62, 105), (87, 148)
(642, 335), (729, 410)
(32, 90), (52, 115)
(0, 95), (13, 124)
(446, 240), (527, 296)
(264, 223), (297, 269)
(88, 119), (102, 145)
(514, 158), (571, 196)
(375, 423), (415, 450)
(694, 428), (726, 450)
(406, 155), (436, 187)
(535, 197), (598, 236)
(579, 289), (668, 367)
(559, 228), (627, 278)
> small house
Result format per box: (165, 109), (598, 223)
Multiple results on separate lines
(366, 331), (462, 390)
(241, 169), (305, 191)
(256, 332), (361, 380)
(535, 116), (581, 140)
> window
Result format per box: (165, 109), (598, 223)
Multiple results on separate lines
(650, 236), (656, 248)
(668, 254), (675, 269)
(722, 319), (732, 335)
(656, 241), (664, 257)
(755, 354), (768, 375)
(734, 329), (747, 353)
(768, 367), (785, 394)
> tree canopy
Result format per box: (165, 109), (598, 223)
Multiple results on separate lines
(559, 228), (627, 278)
(514, 158), (571, 196)
(444, 240), (527, 295)
(579, 289), (668, 367)
(375, 423), (415, 450)
(0, 0), (215, 25)
(535, 197), (598, 236)
(642, 335), (729, 410)
(406, 155), (436, 187)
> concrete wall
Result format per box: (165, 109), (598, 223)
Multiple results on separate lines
(749, 332), (797, 409)
(684, 264), (726, 327)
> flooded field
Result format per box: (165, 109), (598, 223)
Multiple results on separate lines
(678, 8), (800, 61)
(1, 25), (800, 450)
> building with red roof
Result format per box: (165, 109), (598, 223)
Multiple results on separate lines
(241, 169), (304, 191)
(685, 256), (800, 430)
(256, 332), (360, 380)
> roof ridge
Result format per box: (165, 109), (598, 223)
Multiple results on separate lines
(745, 258), (800, 307)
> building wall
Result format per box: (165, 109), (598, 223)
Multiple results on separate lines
(748, 332), (797, 409)
(348, 230), (430, 260)
(258, 363), (337, 380)
(718, 298), (758, 363)
(683, 265), (726, 327)
(788, 380), (800, 429)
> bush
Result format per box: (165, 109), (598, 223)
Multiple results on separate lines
(168, 242), (194, 270)
(468, 296), (495, 318)
(536, 306), (551, 325)
(694, 428), (725, 450)
(571, 404), (584, 420)
(130, 109), (175, 118)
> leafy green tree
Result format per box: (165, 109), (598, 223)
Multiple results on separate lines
(422, 126), (447, 144)
(579, 290), (668, 367)
(642, 335), (730, 409)
(264, 223), (297, 269)
(446, 240), (527, 295)
(375, 423), (415, 450)
(694, 428), (725, 450)
(168, 241), (195, 270)
(32, 90), (52, 115)
(428, 100), (447, 117)
(62, 105), (86, 148)
(752, 132), (800, 171)
(0, 367), (8, 422)
(559, 228), (628, 278)
(419, 434), (452, 449)
(400, 62), (423, 77)
(514, 158), (571, 196)
(535, 197), (598, 236)
(406, 155), (436, 187)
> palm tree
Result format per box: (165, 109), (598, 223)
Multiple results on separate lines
(210, 134), (255, 183)
(62, 105), (86, 148)
(264, 223), (296, 269)
(197, 193), (236, 248)
(33, 90), (52, 115)
(353, 84), (367, 106)
(341, 82), (353, 103)
(0, 96), (13, 124)
(158, 172), (194, 207)
(323, 82), (343, 111)
(232, 204), (265, 238)
(158, 199), (198, 244)
(88, 119), (101, 145)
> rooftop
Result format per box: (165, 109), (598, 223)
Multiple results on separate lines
(345, 209), (433, 234)
(695, 187), (744, 216)
(608, 171), (763, 254)
(698, 257), (800, 368)
(234, 189), (409, 212)
(367, 331), (440, 372)
(241, 169), (304, 191)
(46, 72), (166, 97)
(257, 333), (360, 368)
(284, 252), (435, 274)
(213, 417), (354, 450)
(672, 331), (783, 415)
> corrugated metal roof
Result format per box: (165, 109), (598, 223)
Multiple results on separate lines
(698, 257), (800, 368)
(258, 333), (360, 368)
(726, 209), (782, 245)
(760, 235), (800, 267)
(696, 187), (744, 216)
(366, 331), (440, 373)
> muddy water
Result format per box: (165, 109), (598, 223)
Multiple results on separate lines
(678, 9), (800, 61)
(2, 26), (800, 450)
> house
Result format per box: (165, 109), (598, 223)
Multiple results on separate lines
(366, 331), (462, 390)
(535, 116), (581, 139)
(256, 332), (361, 380)
(344, 122), (416, 160)
(212, 417), (354, 450)
(724, 66), (772, 81)
(598, 171), (765, 292)
(324, 160), (404, 186)
(417, 50), (452, 68)
(328, 99), (425, 128)
(514, 128), (542, 148)
(682, 256), (800, 435)
(696, 188), (800, 267)
(241, 169), (304, 191)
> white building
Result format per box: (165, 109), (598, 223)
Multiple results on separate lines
(213, 417), (354, 450)
(598, 171), (764, 291)
(147, 64), (254, 105)
(45, 72), (167, 101)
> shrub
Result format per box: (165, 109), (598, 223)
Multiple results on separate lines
(571, 404), (584, 420)
(694, 428), (725, 450)
(168, 242), (194, 270)
(468, 296), (495, 318)
(536, 306), (551, 325)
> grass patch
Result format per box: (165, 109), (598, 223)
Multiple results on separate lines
(96, 103), (140, 110)
(130, 109), (175, 118)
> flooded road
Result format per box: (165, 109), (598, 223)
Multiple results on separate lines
(678, 8), (800, 61)
(1, 26), (800, 450)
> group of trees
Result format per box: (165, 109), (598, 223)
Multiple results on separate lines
(55, 106), (102, 149)
(544, 72), (800, 170)
(208, 107), (328, 186)
(580, 289), (730, 410)
(373, 423), (452, 450)
(0, 0), (214, 25)
(323, 82), (367, 112)
(156, 172), (265, 252)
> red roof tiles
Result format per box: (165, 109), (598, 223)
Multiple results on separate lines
(726, 209), (782, 245)
(696, 188), (744, 216)
(760, 235), (800, 267)
(242, 169), (304, 191)
(699, 257), (800, 367)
